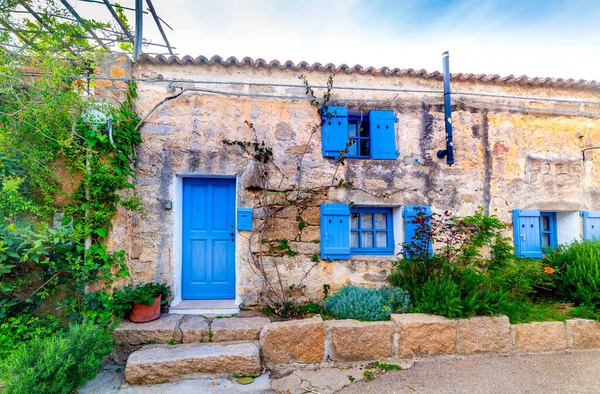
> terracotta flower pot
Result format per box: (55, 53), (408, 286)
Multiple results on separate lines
(129, 295), (161, 323)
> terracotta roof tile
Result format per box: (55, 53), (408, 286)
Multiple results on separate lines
(138, 54), (600, 91)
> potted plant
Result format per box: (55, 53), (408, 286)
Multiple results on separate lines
(112, 283), (171, 323)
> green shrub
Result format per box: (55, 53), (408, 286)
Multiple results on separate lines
(0, 315), (59, 358)
(548, 239), (600, 308)
(410, 266), (510, 319)
(2, 322), (114, 394)
(389, 208), (568, 322)
(568, 305), (600, 321)
(414, 276), (463, 317)
(324, 286), (411, 321)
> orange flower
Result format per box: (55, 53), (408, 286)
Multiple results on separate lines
(544, 267), (555, 274)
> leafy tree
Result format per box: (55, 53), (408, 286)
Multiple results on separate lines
(0, 0), (142, 356)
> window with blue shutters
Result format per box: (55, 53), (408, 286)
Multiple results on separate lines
(403, 206), (433, 259)
(513, 210), (559, 257)
(581, 211), (600, 240)
(350, 207), (394, 255)
(321, 107), (398, 160)
(320, 204), (351, 260)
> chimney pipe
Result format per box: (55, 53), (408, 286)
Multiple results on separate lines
(437, 51), (455, 166)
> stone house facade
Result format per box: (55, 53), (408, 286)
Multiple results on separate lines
(99, 54), (600, 311)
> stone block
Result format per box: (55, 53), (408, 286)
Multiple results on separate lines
(300, 226), (320, 242)
(113, 314), (181, 346)
(110, 65), (127, 79)
(513, 322), (568, 352)
(264, 218), (299, 240)
(458, 315), (513, 354)
(179, 316), (210, 343)
(211, 316), (271, 342)
(290, 241), (320, 255)
(326, 320), (394, 361)
(94, 79), (113, 89)
(392, 313), (457, 357)
(125, 342), (261, 385)
(260, 316), (325, 364)
(567, 319), (600, 349)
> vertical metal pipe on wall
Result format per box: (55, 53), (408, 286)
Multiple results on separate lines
(437, 51), (455, 166)
(134, 0), (143, 60)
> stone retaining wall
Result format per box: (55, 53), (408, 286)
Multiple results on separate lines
(260, 314), (600, 366)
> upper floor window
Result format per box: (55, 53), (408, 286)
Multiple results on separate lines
(321, 106), (399, 160)
(347, 115), (371, 158)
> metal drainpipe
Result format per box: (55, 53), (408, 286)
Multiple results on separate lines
(437, 51), (455, 166)
(134, 0), (143, 60)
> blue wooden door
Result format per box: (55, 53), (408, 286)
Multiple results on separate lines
(182, 178), (236, 299)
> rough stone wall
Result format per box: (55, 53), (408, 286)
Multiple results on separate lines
(105, 57), (600, 305)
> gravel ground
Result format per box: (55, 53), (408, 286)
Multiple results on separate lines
(341, 350), (600, 394)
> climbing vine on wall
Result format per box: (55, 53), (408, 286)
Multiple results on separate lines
(220, 75), (350, 315)
(0, 40), (142, 353)
(222, 74), (410, 316)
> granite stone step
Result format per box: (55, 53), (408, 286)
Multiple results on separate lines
(113, 314), (271, 346)
(211, 316), (271, 342)
(125, 341), (262, 385)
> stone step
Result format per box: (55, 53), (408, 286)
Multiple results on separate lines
(113, 314), (271, 347)
(125, 341), (262, 385)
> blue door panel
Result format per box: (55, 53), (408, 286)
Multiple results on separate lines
(190, 240), (207, 282)
(183, 178), (236, 299)
(211, 239), (229, 282)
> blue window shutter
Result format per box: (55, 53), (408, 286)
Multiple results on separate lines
(581, 211), (600, 240)
(321, 106), (348, 158)
(513, 210), (542, 258)
(403, 205), (433, 258)
(369, 110), (399, 160)
(320, 204), (351, 260)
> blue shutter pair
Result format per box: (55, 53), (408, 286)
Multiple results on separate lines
(403, 206), (433, 259)
(513, 210), (543, 258)
(581, 211), (600, 240)
(321, 107), (399, 159)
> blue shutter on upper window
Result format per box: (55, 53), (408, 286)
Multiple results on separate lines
(321, 106), (348, 158)
(369, 110), (399, 160)
(581, 211), (600, 240)
(513, 210), (542, 258)
(403, 205), (433, 258)
(320, 204), (351, 260)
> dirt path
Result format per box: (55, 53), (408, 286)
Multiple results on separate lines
(341, 350), (600, 394)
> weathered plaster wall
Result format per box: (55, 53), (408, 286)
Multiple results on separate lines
(105, 57), (600, 305)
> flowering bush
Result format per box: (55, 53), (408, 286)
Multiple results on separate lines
(389, 208), (560, 322)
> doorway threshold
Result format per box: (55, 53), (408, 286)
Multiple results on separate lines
(169, 299), (239, 315)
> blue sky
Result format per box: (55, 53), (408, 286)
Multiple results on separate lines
(75, 0), (600, 80)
